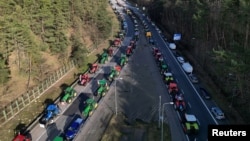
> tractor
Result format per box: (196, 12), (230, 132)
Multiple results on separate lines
(160, 62), (168, 74)
(108, 47), (114, 57)
(134, 31), (139, 41)
(61, 87), (77, 104)
(163, 72), (174, 85)
(113, 38), (121, 47)
(155, 52), (162, 61)
(126, 46), (133, 57)
(152, 47), (159, 56)
(130, 40), (136, 49)
(39, 104), (61, 128)
(120, 54), (128, 67)
(82, 98), (98, 118)
(12, 131), (32, 141)
(78, 74), (90, 86)
(96, 79), (109, 97)
(89, 63), (98, 74)
(181, 113), (199, 134)
(108, 65), (121, 81)
(168, 82), (178, 98)
(173, 93), (186, 112)
(99, 52), (108, 64)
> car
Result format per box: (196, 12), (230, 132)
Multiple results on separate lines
(188, 73), (199, 83)
(182, 62), (193, 73)
(65, 118), (84, 140)
(211, 107), (225, 120)
(177, 56), (185, 64)
(168, 43), (176, 49)
(199, 87), (211, 100)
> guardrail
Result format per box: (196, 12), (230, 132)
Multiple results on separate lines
(0, 61), (75, 126)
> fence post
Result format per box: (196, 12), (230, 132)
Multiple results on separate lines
(21, 96), (25, 107)
(9, 104), (13, 117)
(15, 100), (20, 111)
(2, 110), (7, 121)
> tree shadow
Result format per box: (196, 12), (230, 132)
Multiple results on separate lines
(14, 123), (27, 135)
(43, 98), (54, 106)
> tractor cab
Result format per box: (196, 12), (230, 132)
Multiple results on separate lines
(120, 54), (128, 66)
(126, 46), (133, 57)
(168, 82), (178, 93)
(99, 52), (108, 64)
(13, 132), (32, 141)
(89, 63), (98, 74)
(155, 52), (162, 60)
(79, 74), (90, 86)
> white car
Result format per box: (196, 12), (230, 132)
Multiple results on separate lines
(177, 56), (185, 64)
(169, 43), (176, 50)
(211, 107), (225, 120)
(182, 62), (193, 73)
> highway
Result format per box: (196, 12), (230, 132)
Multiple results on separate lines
(29, 0), (230, 141)
(123, 1), (230, 141)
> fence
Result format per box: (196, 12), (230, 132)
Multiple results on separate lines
(0, 61), (75, 126)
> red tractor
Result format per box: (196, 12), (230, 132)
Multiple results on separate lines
(79, 74), (90, 86)
(108, 47), (114, 57)
(126, 46), (133, 57)
(89, 63), (98, 74)
(130, 40), (136, 49)
(13, 132), (32, 141)
(155, 52), (162, 61)
(168, 82), (179, 97)
(113, 38), (121, 47)
(152, 47), (159, 56)
(173, 93), (186, 112)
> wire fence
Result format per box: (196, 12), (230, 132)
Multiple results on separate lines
(0, 61), (75, 126)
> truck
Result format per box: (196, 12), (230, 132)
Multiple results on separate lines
(39, 104), (61, 128)
(65, 118), (84, 140)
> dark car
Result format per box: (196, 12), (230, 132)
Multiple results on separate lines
(199, 87), (211, 100)
(65, 118), (84, 140)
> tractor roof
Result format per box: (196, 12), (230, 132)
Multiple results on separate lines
(185, 114), (197, 122)
(169, 82), (177, 87)
(164, 72), (172, 77)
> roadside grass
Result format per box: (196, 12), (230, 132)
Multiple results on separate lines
(101, 114), (171, 141)
(0, 68), (77, 141)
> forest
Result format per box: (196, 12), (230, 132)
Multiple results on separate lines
(0, 0), (112, 106)
(133, 0), (250, 123)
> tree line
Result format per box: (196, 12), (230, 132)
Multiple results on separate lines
(0, 0), (112, 84)
(132, 0), (250, 123)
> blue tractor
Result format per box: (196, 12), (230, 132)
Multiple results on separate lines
(39, 104), (61, 128)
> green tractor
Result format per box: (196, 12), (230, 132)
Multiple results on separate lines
(82, 98), (98, 118)
(181, 113), (199, 134)
(99, 52), (108, 64)
(61, 87), (77, 104)
(96, 79), (109, 97)
(160, 63), (168, 74)
(108, 66), (121, 81)
(119, 54), (128, 66)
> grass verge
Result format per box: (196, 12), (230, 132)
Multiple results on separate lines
(101, 114), (171, 141)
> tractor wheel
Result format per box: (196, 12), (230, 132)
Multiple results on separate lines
(67, 99), (72, 103)
(94, 103), (98, 109)
(106, 86), (110, 90)
(89, 111), (93, 116)
(102, 92), (106, 96)
(73, 92), (77, 97)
